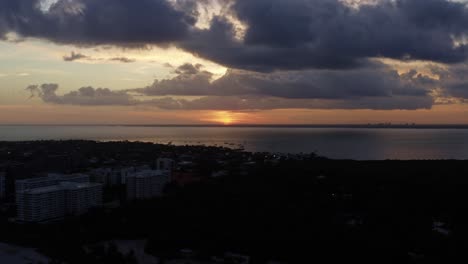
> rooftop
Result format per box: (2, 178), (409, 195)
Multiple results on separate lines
(127, 170), (166, 178)
(59, 182), (102, 190)
(19, 185), (63, 195)
(16, 174), (89, 184)
(18, 182), (102, 194)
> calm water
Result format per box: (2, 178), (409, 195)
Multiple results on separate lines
(1, 125), (468, 160)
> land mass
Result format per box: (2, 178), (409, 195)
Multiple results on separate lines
(0, 140), (467, 263)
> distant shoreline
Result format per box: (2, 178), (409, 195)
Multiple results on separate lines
(3, 124), (468, 129)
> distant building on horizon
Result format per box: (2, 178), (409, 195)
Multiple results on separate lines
(126, 170), (170, 200)
(16, 174), (102, 222)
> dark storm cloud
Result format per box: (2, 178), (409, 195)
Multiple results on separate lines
(0, 0), (194, 46)
(2, 0), (468, 70)
(182, 0), (468, 71)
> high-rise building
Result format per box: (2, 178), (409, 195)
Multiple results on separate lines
(16, 174), (102, 222)
(0, 172), (5, 200)
(16, 185), (66, 223)
(126, 170), (170, 200)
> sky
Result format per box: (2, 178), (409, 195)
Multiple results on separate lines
(2, 0), (468, 125)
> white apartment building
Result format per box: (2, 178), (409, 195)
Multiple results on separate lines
(16, 174), (102, 222)
(126, 170), (170, 200)
(16, 185), (66, 223)
(0, 172), (5, 200)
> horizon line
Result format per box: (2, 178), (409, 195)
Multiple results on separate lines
(3, 123), (468, 128)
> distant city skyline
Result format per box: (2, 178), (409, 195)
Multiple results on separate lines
(2, 0), (468, 124)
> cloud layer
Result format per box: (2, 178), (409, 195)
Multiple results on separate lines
(137, 62), (429, 99)
(5, 0), (468, 112)
(27, 63), (436, 111)
(2, 0), (468, 70)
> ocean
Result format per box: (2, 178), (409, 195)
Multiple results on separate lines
(1, 125), (468, 160)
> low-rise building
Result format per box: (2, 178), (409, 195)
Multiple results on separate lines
(126, 170), (170, 200)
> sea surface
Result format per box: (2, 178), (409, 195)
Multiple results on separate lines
(1, 125), (468, 160)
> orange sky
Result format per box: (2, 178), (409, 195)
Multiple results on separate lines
(1, 104), (468, 125)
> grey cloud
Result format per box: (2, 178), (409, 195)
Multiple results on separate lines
(135, 63), (431, 100)
(28, 63), (435, 110)
(147, 95), (434, 111)
(27, 84), (136, 106)
(63, 51), (88, 61)
(174, 63), (203, 74)
(109, 57), (136, 63)
(28, 84), (433, 110)
(62, 52), (136, 63)
(431, 63), (468, 99)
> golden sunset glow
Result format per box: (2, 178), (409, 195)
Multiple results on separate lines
(213, 111), (235, 125)
(220, 117), (234, 125)
(200, 111), (255, 125)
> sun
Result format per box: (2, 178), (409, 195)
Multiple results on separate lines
(220, 116), (234, 125)
(201, 111), (256, 125)
(216, 111), (235, 125)
(203, 111), (238, 125)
